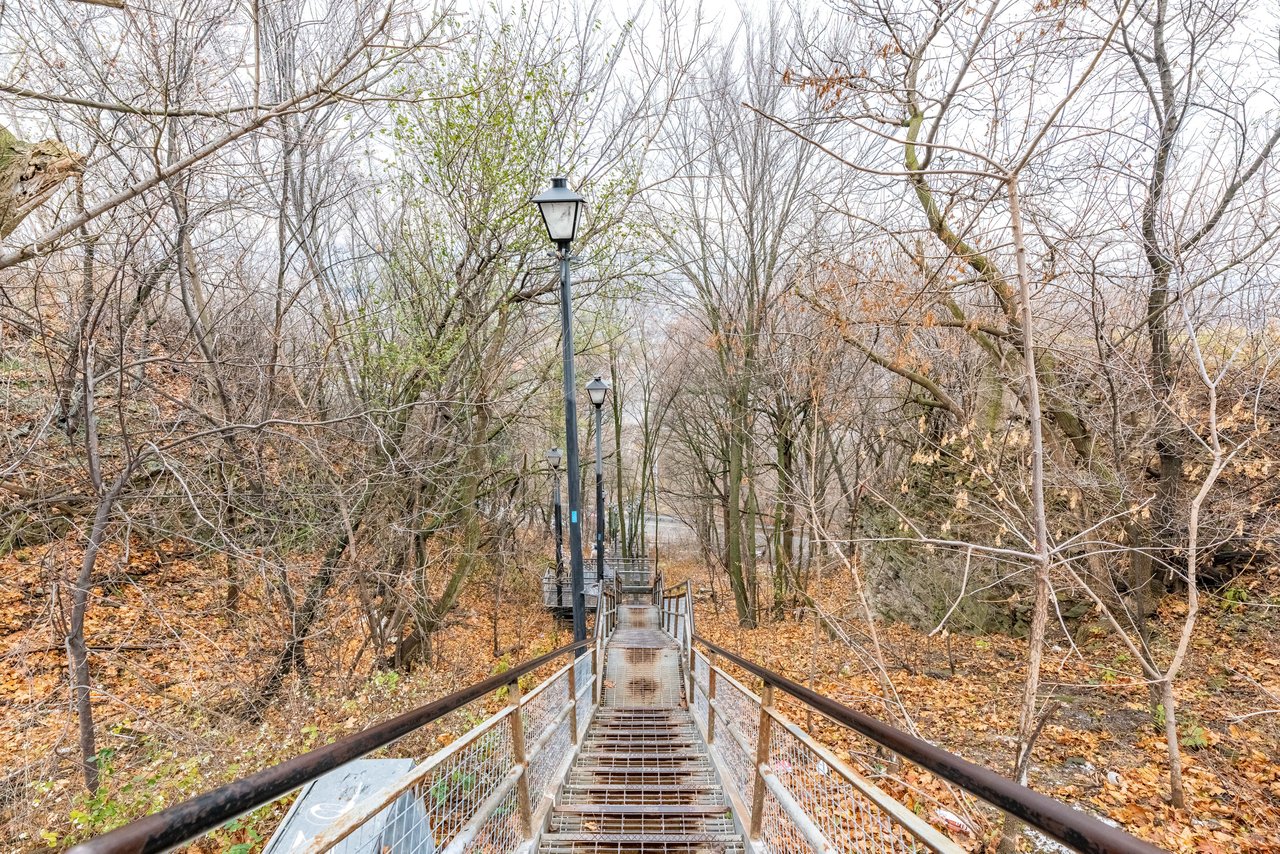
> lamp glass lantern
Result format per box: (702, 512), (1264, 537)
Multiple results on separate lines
(546, 446), (563, 469)
(531, 177), (585, 244)
(586, 376), (609, 408)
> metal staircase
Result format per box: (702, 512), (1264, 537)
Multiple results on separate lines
(540, 603), (744, 853)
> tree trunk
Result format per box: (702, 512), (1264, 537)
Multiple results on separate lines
(999, 179), (1054, 854)
(724, 391), (753, 626)
(254, 509), (364, 710)
(66, 499), (112, 792)
(610, 346), (629, 557)
(65, 465), (131, 792)
(1159, 678), (1186, 808)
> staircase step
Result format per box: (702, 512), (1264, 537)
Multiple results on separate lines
(541, 833), (743, 844)
(540, 842), (744, 853)
(549, 818), (739, 836)
(560, 785), (722, 803)
(567, 771), (719, 784)
(554, 805), (731, 816)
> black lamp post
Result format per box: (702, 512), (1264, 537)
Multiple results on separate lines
(586, 376), (609, 583)
(546, 447), (565, 608)
(532, 177), (588, 645)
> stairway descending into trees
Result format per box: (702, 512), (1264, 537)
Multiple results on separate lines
(539, 604), (743, 853)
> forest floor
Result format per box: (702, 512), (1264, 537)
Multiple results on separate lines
(0, 538), (568, 852)
(1, 546), (1277, 852)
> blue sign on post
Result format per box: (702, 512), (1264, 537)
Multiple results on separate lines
(263, 759), (434, 854)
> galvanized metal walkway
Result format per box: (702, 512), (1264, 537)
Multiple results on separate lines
(540, 603), (744, 852)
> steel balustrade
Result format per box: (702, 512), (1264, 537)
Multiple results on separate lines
(657, 582), (1167, 854)
(543, 557), (655, 612)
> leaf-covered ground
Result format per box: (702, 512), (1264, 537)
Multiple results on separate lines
(0, 538), (567, 851)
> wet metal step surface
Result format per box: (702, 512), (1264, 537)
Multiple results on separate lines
(540, 606), (745, 854)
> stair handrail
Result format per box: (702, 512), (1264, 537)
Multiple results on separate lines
(68, 638), (591, 854)
(657, 581), (695, 699)
(693, 635), (1167, 854)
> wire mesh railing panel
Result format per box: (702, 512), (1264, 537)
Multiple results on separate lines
(542, 570), (569, 609)
(573, 653), (594, 737)
(691, 652), (710, 731)
(473, 784), (523, 853)
(422, 719), (515, 846)
(758, 786), (812, 854)
(610, 557), (655, 590)
(319, 715), (520, 854)
(523, 673), (572, 802)
(523, 673), (569, 750)
(528, 715), (572, 805)
(713, 675), (759, 804)
(573, 653), (593, 698)
(309, 781), (435, 854)
(763, 720), (927, 854)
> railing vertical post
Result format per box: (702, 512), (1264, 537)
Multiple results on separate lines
(507, 678), (534, 839)
(749, 681), (775, 841)
(592, 639), (602, 707)
(686, 637), (696, 710)
(706, 653), (718, 744)
(566, 657), (579, 745)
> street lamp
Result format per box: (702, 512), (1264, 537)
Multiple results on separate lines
(546, 447), (565, 609)
(585, 376), (609, 584)
(532, 177), (588, 645)
(532, 177), (586, 246)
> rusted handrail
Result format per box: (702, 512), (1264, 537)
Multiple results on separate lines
(693, 636), (1166, 854)
(68, 638), (592, 854)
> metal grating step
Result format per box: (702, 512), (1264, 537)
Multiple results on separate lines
(581, 742), (700, 753)
(540, 844), (745, 854)
(568, 767), (719, 781)
(559, 785), (723, 806)
(549, 816), (739, 835)
(540, 832), (744, 845)
(554, 805), (732, 816)
(574, 756), (707, 769)
(567, 771), (720, 787)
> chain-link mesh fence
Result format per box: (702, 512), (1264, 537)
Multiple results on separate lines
(299, 640), (605, 853)
(759, 718), (936, 853)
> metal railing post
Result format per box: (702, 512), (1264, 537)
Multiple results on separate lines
(507, 678), (534, 839)
(749, 681), (775, 841)
(686, 636), (696, 709)
(592, 639), (602, 707)
(566, 659), (579, 745)
(706, 653), (718, 744)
